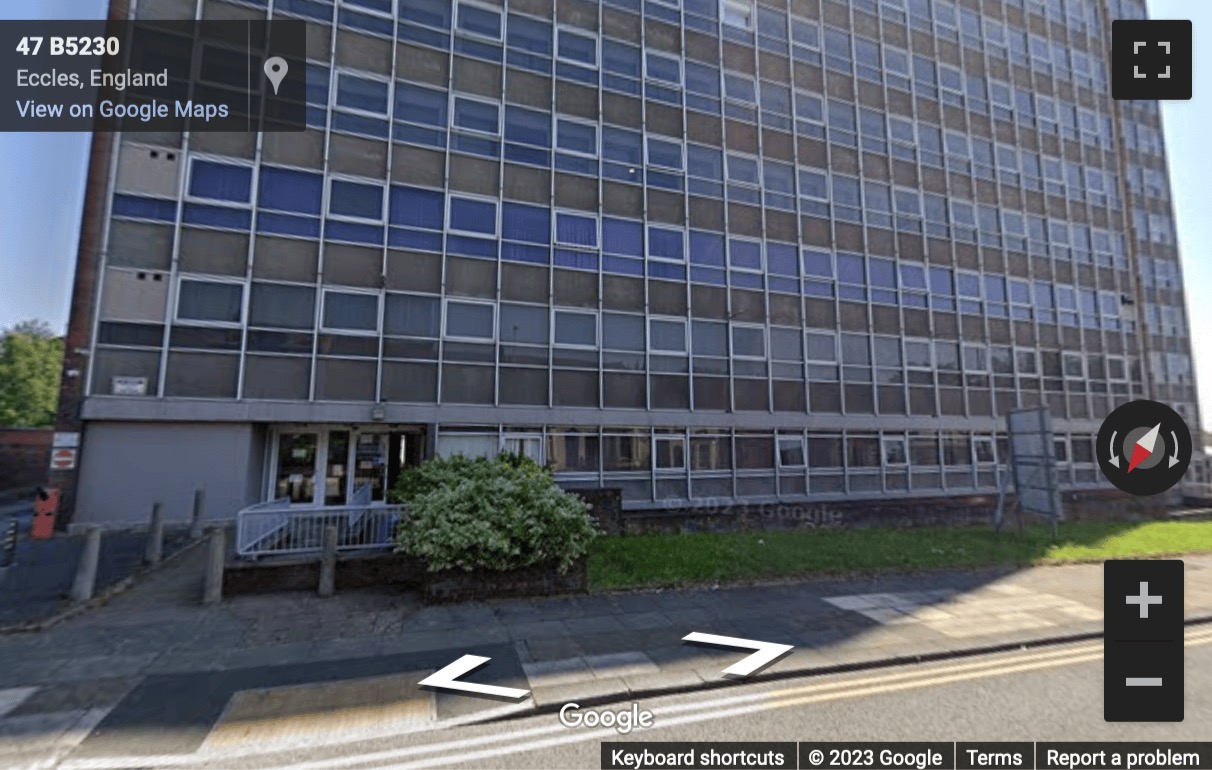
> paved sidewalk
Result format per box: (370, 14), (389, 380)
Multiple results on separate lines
(0, 550), (1210, 766)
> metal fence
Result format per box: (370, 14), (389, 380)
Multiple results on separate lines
(235, 485), (406, 559)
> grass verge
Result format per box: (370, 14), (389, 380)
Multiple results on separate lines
(587, 520), (1212, 591)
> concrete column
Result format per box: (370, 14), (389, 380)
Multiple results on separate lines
(69, 525), (102, 602)
(318, 524), (338, 597)
(202, 526), (225, 605)
(144, 502), (164, 565)
(190, 489), (206, 540)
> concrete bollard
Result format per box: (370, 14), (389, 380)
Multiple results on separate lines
(189, 489), (206, 540)
(70, 525), (102, 602)
(202, 526), (225, 605)
(144, 502), (164, 565)
(318, 524), (337, 597)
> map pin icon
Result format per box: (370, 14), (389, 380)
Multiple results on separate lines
(264, 56), (288, 95)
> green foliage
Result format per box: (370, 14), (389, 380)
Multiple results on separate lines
(391, 452), (598, 573)
(0, 320), (63, 428)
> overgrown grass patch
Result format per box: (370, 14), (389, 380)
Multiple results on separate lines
(587, 520), (1212, 591)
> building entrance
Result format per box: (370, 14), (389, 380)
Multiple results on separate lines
(268, 426), (426, 506)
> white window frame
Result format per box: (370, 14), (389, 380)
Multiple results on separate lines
(184, 154), (255, 209)
(776, 435), (807, 469)
(446, 193), (500, 238)
(450, 93), (501, 136)
(1062, 351), (1086, 380)
(327, 174), (387, 224)
(501, 434), (545, 464)
(442, 297), (497, 342)
(1014, 348), (1039, 375)
(648, 317), (688, 354)
(727, 236), (764, 274)
(903, 338), (934, 371)
(553, 209), (599, 250)
(644, 50), (683, 86)
(805, 331), (838, 364)
(174, 275), (247, 327)
(645, 135), (685, 172)
(730, 323), (767, 360)
(333, 67), (392, 118)
(556, 26), (598, 67)
(551, 308), (599, 349)
(972, 435), (997, 465)
(882, 436), (909, 467)
(721, 0), (754, 29)
(962, 344), (989, 373)
(454, 0), (502, 41)
(646, 225), (686, 263)
(320, 287), (382, 335)
(655, 434), (687, 471)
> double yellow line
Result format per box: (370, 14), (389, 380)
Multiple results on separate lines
(764, 625), (1212, 710)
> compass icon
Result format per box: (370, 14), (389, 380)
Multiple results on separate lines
(1097, 399), (1192, 496)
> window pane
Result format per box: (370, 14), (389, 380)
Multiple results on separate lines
(554, 311), (597, 345)
(178, 280), (242, 323)
(323, 292), (378, 331)
(190, 161), (251, 202)
(446, 302), (494, 338)
(449, 197), (497, 234)
(330, 180), (383, 220)
(499, 303), (548, 344)
(650, 319), (687, 352)
(337, 73), (389, 114)
(603, 313), (645, 350)
(384, 293), (440, 337)
(250, 283), (315, 329)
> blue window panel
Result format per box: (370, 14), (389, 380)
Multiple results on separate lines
(556, 119), (596, 154)
(648, 227), (684, 261)
(555, 154), (597, 175)
(278, 0), (331, 22)
(929, 266), (954, 294)
(451, 135), (500, 159)
(260, 167), (323, 215)
(447, 235), (498, 259)
(603, 255), (645, 277)
(686, 95), (720, 114)
(802, 249), (832, 277)
(690, 266), (727, 286)
(398, 23), (449, 49)
(454, 37), (503, 63)
(387, 227), (442, 252)
(803, 280), (833, 298)
(259, 212), (321, 238)
(556, 212), (597, 247)
(602, 40), (641, 77)
(306, 63), (329, 105)
(604, 0), (641, 11)
(399, 0), (450, 28)
(112, 194), (177, 221)
(729, 239), (762, 270)
(646, 171), (684, 192)
(504, 105), (551, 147)
(558, 29), (596, 64)
(449, 197), (497, 234)
(767, 243), (798, 276)
(645, 2), (680, 24)
(688, 178), (722, 198)
(603, 161), (642, 184)
(453, 98), (499, 133)
(504, 144), (550, 167)
(306, 105), (327, 128)
(554, 249), (598, 271)
(189, 161), (251, 202)
(689, 231), (725, 266)
(602, 126), (642, 164)
(502, 203), (550, 244)
(389, 186), (443, 229)
(769, 277), (799, 295)
(603, 218), (643, 256)
(900, 263), (927, 290)
(869, 258), (897, 288)
(731, 272), (764, 290)
(507, 50), (551, 73)
(687, 144), (723, 181)
(649, 262), (686, 281)
(984, 275), (1007, 302)
(337, 73), (389, 114)
(393, 123), (446, 148)
(508, 14), (551, 54)
(684, 61), (720, 96)
(325, 221), (384, 245)
(345, 0), (389, 12)
(502, 242), (550, 264)
(555, 62), (598, 85)
(339, 8), (393, 35)
(646, 52), (681, 84)
(332, 112), (389, 139)
(457, 3), (501, 38)
(645, 84), (682, 104)
(602, 74), (641, 95)
(647, 137), (683, 170)
(183, 204), (251, 230)
(330, 180), (383, 220)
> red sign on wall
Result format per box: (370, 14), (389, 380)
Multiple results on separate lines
(49, 448), (76, 471)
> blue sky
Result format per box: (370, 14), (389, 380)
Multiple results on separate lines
(3, 0), (1211, 425)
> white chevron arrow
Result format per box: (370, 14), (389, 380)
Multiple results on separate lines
(418, 655), (530, 700)
(682, 632), (794, 677)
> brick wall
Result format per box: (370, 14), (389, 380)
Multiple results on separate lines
(0, 429), (52, 495)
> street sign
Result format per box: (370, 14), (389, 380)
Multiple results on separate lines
(49, 448), (77, 471)
(52, 431), (79, 448)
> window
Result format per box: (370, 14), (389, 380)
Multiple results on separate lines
(648, 226), (685, 262)
(973, 436), (996, 464)
(555, 211), (597, 248)
(1062, 351), (1085, 379)
(189, 160), (251, 203)
(645, 51), (682, 85)
(650, 318), (688, 352)
(721, 0), (753, 29)
(557, 27), (597, 65)
(452, 96), (500, 134)
(656, 435), (686, 469)
(390, 185), (444, 230)
(731, 325), (765, 358)
(456, 2), (501, 39)
(177, 280), (243, 324)
(329, 179), (384, 221)
(503, 106), (551, 148)
(448, 196), (498, 236)
(556, 119), (596, 156)
(395, 83), (448, 127)
(778, 435), (806, 467)
(250, 283), (316, 330)
(384, 293), (440, 338)
(336, 72), (389, 114)
(882, 436), (908, 466)
(323, 291), (379, 332)
(647, 137), (684, 171)
(259, 167), (323, 215)
(553, 309), (597, 347)
(498, 303), (547, 344)
(445, 301), (495, 340)
(603, 313), (645, 351)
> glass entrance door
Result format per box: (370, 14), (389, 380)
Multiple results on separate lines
(270, 427), (425, 506)
(353, 432), (389, 502)
(275, 432), (318, 504)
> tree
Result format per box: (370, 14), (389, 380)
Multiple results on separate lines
(0, 320), (63, 427)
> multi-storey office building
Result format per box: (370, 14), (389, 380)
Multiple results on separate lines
(55, 0), (1197, 526)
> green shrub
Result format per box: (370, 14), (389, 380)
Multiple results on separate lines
(390, 453), (598, 573)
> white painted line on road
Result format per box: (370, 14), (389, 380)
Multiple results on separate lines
(0, 687), (37, 718)
(58, 627), (1212, 770)
(1125, 677), (1163, 686)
